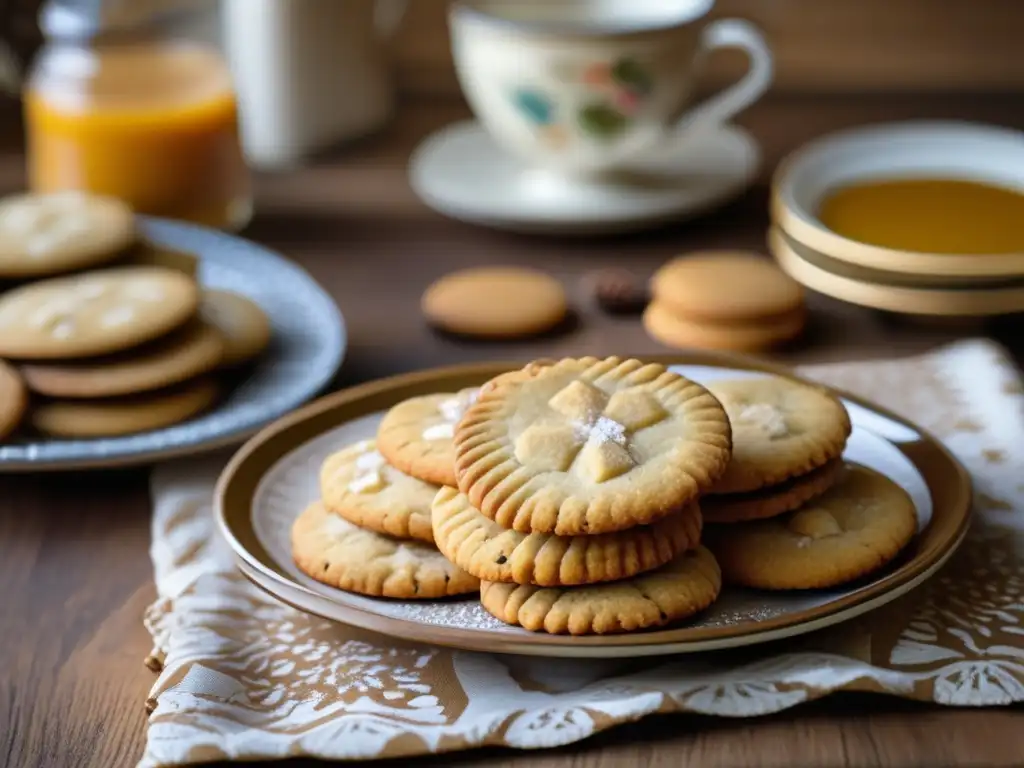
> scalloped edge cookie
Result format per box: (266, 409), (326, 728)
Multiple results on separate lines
(454, 357), (731, 536)
(291, 502), (479, 599)
(479, 546), (721, 635)
(376, 389), (480, 487)
(703, 459), (843, 524)
(432, 486), (702, 586)
(706, 464), (917, 590)
(707, 376), (851, 495)
(320, 438), (438, 544)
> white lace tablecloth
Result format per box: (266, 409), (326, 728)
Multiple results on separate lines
(141, 339), (1024, 768)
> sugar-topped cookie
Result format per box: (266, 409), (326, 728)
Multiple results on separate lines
(707, 376), (851, 495)
(376, 388), (480, 486)
(480, 546), (721, 635)
(707, 464), (918, 590)
(0, 192), (135, 278)
(291, 502), (479, 599)
(454, 357), (731, 536)
(0, 266), (198, 359)
(703, 459), (843, 524)
(432, 486), (702, 586)
(320, 438), (438, 544)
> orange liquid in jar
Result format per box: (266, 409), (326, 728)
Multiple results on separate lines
(26, 43), (250, 229)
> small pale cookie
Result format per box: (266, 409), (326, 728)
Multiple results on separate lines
(199, 289), (272, 367)
(650, 252), (804, 323)
(376, 388), (480, 487)
(480, 546), (721, 635)
(291, 501), (479, 599)
(30, 377), (218, 437)
(455, 356), (731, 536)
(0, 266), (198, 359)
(706, 464), (918, 590)
(643, 301), (805, 353)
(708, 376), (851, 495)
(20, 320), (225, 398)
(320, 438), (437, 544)
(422, 266), (567, 339)
(703, 459), (843, 524)
(432, 486), (702, 586)
(0, 192), (135, 278)
(0, 360), (27, 440)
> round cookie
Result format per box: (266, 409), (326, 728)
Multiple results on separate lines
(706, 464), (918, 590)
(703, 459), (843, 524)
(121, 240), (199, 278)
(643, 302), (806, 352)
(422, 266), (568, 339)
(20, 320), (225, 398)
(708, 376), (851, 495)
(455, 356), (732, 536)
(650, 252), (805, 323)
(291, 501), (479, 599)
(480, 546), (721, 635)
(0, 360), (28, 440)
(0, 266), (198, 360)
(30, 378), (218, 438)
(0, 191), (135, 278)
(432, 486), (702, 586)
(200, 290), (272, 367)
(377, 388), (480, 487)
(320, 438), (438, 544)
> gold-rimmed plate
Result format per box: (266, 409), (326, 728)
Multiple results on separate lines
(215, 354), (971, 658)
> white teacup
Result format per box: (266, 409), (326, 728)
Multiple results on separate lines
(449, 0), (773, 176)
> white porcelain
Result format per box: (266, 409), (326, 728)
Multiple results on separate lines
(772, 120), (1024, 277)
(223, 0), (406, 169)
(409, 119), (759, 234)
(448, 0), (772, 176)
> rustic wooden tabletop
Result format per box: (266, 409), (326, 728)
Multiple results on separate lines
(2, 95), (1023, 768)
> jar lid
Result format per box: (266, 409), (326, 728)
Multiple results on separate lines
(40, 0), (206, 38)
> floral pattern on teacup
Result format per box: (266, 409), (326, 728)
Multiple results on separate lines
(510, 56), (653, 145)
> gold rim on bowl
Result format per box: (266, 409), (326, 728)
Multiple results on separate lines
(769, 226), (1024, 316)
(771, 120), (1024, 278)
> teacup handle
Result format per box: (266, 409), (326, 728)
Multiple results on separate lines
(679, 19), (773, 130)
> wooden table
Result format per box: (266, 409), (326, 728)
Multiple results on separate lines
(2, 95), (1023, 768)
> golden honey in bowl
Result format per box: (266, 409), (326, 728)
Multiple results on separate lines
(817, 178), (1024, 255)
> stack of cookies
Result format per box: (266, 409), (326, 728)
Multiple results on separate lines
(0, 191), (272, 440)
(292, 359), (922, 635)
(644, 252), (807, 353)
(701, 376), (918, 590)
(436, 358), (732, 635)
(292, 388), (484, 600)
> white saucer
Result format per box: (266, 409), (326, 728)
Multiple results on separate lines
(409, 120), (760, 235)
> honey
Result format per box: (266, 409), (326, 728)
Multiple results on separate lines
(817, 178), (1024, 255)
(25, 42), (250, 230)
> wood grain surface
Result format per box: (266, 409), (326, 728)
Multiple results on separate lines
(393, 0), (1024, 96)
(2, 94), (1024, 768)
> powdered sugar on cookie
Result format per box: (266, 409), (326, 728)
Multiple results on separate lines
(737, 402), (789, 438)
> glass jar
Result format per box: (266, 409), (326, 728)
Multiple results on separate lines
(24, 2), (252, 230)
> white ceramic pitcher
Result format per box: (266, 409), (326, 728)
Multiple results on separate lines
(222, 0), (406, 169)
